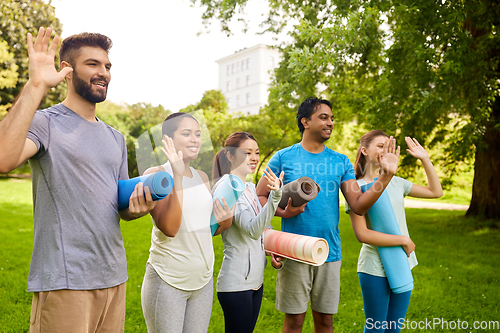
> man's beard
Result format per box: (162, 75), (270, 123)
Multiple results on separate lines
(72, 69), (108, 104)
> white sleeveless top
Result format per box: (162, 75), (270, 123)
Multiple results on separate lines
(147, 163), (214, 291)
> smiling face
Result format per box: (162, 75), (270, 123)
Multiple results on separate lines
(68, 46), (111, 103)
(229, 139), (260, 177)
(361, 135), (387, 167)
(171, 117), (202, 161)
(302, 103), (334, 142)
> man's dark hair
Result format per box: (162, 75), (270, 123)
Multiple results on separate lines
(59, 33), (112, 67)
(296, 97), (332, 134)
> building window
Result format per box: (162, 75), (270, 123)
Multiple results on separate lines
(227, 98), (231, 108)
(231, 63), (236, 74)
(236, 95), (240, 107)
(226, 65), (230, 76)
(236, 78), (240, 89)
(246, 93), (251, 105)
(269, 56), (274, 68)
(246, 75), (251, 86)
(241, 60), (246, 71)
(246, 58), (250, 70)
(227, 81), (231, 91)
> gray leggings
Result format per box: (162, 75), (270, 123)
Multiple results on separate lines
(141, 264), (213, 333)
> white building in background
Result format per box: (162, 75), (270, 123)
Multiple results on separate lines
(216, 44), (281, 115)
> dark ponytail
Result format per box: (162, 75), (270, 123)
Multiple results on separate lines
(212, 132), (257, 181)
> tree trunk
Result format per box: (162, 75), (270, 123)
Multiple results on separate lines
(466, 96), (500, 220)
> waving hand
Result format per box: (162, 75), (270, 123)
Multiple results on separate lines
(405, 137), (429, 160)
(161, 135), (185, 178)
(378, 136), (400, 176)
(27, 27), (72, 90)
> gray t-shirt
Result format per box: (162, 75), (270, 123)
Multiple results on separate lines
(26, 103), (129, 292)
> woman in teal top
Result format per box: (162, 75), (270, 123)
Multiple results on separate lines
(347, 130), (443, 333)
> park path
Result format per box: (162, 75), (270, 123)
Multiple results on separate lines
(404, 199), (468, 211)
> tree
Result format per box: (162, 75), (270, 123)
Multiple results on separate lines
(0, 0), (65, 113)
(97, 102), (171, 178)
(181, 90), (246, 178)
(179, 89), (292, 182)
(0, 39), (18, 118)
(193, 0), (500, 220)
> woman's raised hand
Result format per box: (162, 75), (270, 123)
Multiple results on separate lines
(263, 167), (284, 191)
(378, 136), (400, 176)
(405, 137), (429, 160)
(161, 135), (184, 177)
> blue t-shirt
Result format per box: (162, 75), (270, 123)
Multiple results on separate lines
(266, 143), (355, 262)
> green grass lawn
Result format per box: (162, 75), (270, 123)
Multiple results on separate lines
(0, 178), (498, 332)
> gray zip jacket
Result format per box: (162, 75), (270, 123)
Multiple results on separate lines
(214, 175), (282, 292)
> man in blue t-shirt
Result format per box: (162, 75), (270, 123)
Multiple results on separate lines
(256, 97), (399, 333)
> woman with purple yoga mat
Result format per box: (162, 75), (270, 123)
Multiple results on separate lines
(346, 130), (443, 333)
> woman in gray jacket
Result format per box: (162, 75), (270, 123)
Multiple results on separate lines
(212, 132), (284, 333)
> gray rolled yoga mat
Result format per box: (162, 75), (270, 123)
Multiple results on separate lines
(278, 176), (321, 209)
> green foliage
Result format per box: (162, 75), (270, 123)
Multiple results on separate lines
(96, 101), (171, 178)
(198, 89), (230, 112)
(96, 100), (131, 135)
(180, 90), (246, 177)
(280, 0), (499, 178)
(124, 103), (172, 177)
(182, 90), (234, 148)
(0, 39), (18, 89)
(184, 89), (303, 182)
(0, 0), (66, 112)
(193, 0), (500, 218)
(0, 39), (18, 118)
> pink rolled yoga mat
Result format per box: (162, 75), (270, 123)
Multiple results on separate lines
(264, 229), (329, 266)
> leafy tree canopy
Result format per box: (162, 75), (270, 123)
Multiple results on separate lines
(193, 0), (500, 219)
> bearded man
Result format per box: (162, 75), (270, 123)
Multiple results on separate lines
(0, 27), (155, 333)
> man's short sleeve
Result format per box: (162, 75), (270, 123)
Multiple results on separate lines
(344, 176), (361, 214)
(117, 135), (129, 181)
(265, 151), (282, 177)
(340, 156), (356, 184)
(27, 111), (49, 152)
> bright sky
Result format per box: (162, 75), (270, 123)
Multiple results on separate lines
(52, 0), (282, 112)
